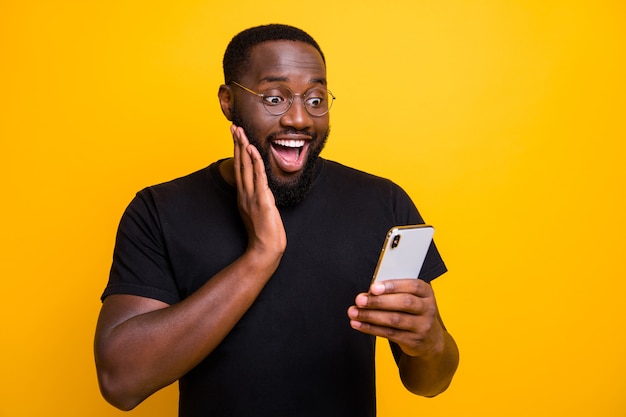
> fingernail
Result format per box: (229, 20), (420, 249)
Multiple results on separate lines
(355, 294), (368, 307)
(371, 283), (385, 294)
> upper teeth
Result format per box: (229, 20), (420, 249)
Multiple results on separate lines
(274, 139), (305, 148)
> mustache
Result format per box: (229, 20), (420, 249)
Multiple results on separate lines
(267, 128), (315, 142)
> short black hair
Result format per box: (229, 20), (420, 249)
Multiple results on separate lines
(223, 24), (325, 84)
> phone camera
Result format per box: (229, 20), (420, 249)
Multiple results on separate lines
(391, 234), (401, 249)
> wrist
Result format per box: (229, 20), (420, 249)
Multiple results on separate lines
(242, 244), (284, 275)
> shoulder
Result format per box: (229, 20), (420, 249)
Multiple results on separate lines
(122, 162), (233, 223)
(319, 159), (411, 200)
(135, 162), (230, 204)
(320, 159), (398, 187)
(140, 164), (214, 197)
(312, 159), (419, 223)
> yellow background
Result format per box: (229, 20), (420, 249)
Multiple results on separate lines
(1, 1), (625, 416)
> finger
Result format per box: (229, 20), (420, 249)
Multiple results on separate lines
(349, 316), (439, 357)
(348, 308), (428, 345)
(232, 126), (255, 195)
(348, 305), (437, 341)
(355, 291), (430, 315)
(349, 317), (408, 340)
(246, 142), (269, 191)
(232, 125), (243, 189)
(370, 278), (434, 298)
(349, 306), (414, 331)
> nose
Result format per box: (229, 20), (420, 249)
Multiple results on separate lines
(279, 95), (314, 130)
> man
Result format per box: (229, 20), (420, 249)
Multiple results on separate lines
(95, 24), (459, 417)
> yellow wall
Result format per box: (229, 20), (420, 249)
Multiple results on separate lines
(2, 1), (625, 416)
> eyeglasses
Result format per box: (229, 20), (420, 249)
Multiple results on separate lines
(230, 81), (335, 117)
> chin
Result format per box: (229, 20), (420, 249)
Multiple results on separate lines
(269, 165), (304, 185)
(266, 160), (318, 207)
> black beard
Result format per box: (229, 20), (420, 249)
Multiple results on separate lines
(231, 109), (329, 207)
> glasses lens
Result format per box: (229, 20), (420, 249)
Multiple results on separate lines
(261, 87), (292, 115)
(303, 88), (333, 116)
(261, 86), (334, 116)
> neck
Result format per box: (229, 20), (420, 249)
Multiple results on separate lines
(219, 158), (236, 186)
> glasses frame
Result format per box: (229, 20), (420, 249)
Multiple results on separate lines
(229, 81), (335, 117)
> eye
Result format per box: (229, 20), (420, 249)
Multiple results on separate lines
(264, 96), (285, 106)
(306, 96), (323, 107)
(305, 90), (327, 108)
(262, 89), (287, 106)
(263, 96), (283, 105)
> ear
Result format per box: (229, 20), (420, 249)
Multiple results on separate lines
(218, 84), (234, 121)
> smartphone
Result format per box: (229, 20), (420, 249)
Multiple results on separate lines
(371, 225), (435, 283)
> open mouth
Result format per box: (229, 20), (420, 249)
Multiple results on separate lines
(272, 139), (306, 165)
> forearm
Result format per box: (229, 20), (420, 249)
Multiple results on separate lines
(397, 329), (459, 397)
(95, 248), (282, 410)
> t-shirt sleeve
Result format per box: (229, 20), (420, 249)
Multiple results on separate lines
(391, 184), (448, 283)
(101, 189), (181, 305)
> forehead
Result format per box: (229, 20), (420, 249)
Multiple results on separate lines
(244, 40), (327, 85)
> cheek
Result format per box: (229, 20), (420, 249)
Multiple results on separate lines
(313, 117), (330, 136)
(233, 104), (273, 136)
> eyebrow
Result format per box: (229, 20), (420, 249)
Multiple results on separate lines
(260, 76), (327, 86)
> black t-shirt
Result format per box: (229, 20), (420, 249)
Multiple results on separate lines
(103, 158), (447, 417)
